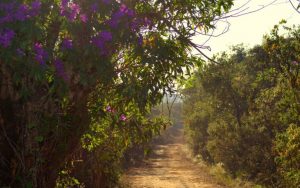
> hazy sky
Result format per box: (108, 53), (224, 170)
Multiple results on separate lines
(194, 0), (300, 56)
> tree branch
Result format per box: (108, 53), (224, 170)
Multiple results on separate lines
(289, 0), (300, 13)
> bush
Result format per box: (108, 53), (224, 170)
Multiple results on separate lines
(183, 24), (300, 187)
(275, 124), (300, 187)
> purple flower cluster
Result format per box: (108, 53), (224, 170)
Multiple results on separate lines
(0, 29), (15, 48)
(80, 14), (87, 23)
(102, 0), (111, 5)
(62, 38), (73, 49)
(108, 4), (135, 29)
(143, 17), (152, 27)
(130, 19), (140, 31)
(16, 48), (25, 56)
(91, 31), (113, 55)
(120, 4), (135, 17)
(106, 106), (113, 112)
(29, 0), (41, 17)
(0, 0), (150, 67)
(106, 105), (127, 122)
(0, 0), (41, 24)
(291, 61), (299, 65)
(60, 0), (81, 21)
(120, 114), (127, 121)
(0, 1), (42, 48)
(100, 31), (113, 41)
(91, 3), (99, 13)
(54, 59), (68, 81)
(138, 34), (143, 46)
(107, 3), (152, 33)
(33, 42), (48, 66)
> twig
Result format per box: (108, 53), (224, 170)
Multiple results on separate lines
(288, 0), (300, 13)
(0, 124), (25, 170)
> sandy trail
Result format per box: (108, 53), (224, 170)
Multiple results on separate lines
(121, 125), (225, 188)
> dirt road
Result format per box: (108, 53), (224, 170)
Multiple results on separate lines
(121, 124), (225, 188)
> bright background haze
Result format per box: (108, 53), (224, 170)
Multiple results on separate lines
(194, 0), (300, 56)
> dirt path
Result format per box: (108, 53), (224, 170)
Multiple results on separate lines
(121, 125), (225, 188)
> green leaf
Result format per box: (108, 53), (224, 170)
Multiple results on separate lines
(26, 181), (33, 188)
(35, 136), (44, 143)
(27, 123), (36, 130)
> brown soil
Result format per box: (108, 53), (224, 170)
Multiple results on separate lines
(121, 125), (226, 188)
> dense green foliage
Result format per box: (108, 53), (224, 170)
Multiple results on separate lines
(0, 0), (234, 187)
(183, 24), (300, 187)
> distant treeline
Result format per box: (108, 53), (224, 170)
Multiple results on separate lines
(183, 23), (300, 187)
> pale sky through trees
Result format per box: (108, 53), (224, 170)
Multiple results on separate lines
(195, 0), (300, 56)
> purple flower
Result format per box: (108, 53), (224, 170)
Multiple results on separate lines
(107, 4), (135, 29)
(108, 11), (124, 28)
(61, 0), (68, 7)
(119, 4), (134, 17)
(0, 14), (13, 24)
(0, 29), (15, 48)
(91, 31), (113, 55)
(138, 34), (143, 46)
(106, 106), (112, 112)
(127, 9), (135, 17)
(91, 3), (98, 12)
(15, 4), (29, 21)
(60, 0), (81, 21)
(62, 38), (73, 49)
(34, 42), (48, 65)
(29, 0), (42, 17)
(0, 2), (15, 15)
(0, 2), (14, 24)
(92, 37), (105, 51)
(16, 48), (25, 56)
(100, 31), (112, 42)
(102, 0), (111, 5)
(108, 19), (119, 28)
(69, 3), (80, 19)
(291, 61), (299, 65)
(120, 4), (128, 13)
(54, 59), (68, 81)
(35, 55), (45, 65)
(34, 42), (43, 52)
(31, 0), (41, 10)
(113, 11), (125, 19)
(80, 14), (87, 23)
(92, 31), (112, 53)
(1, 2), (15, 11)
(143, 17), (152, 26)
(0, 1), (41, 23)
(120, 114), (127, 121)
(130, 19), (140, 31)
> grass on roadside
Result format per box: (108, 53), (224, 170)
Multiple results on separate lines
(190, 153), (264, 188)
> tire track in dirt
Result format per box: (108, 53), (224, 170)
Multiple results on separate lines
(121, 124), (226, 188)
